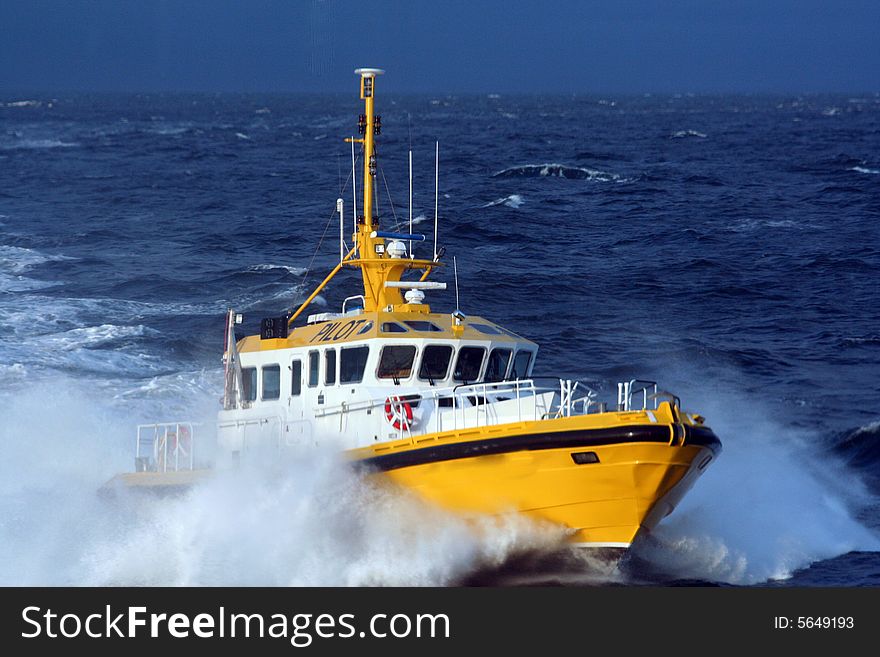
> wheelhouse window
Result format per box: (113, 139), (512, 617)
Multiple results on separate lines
(357, 321), (373, 335)
(340, 346), (369, 383)
(308, 351), (319, 387)
(377, 345), (417, 379)
(403, 320), (442, 332)
(262, 364), (281, 400)
(419, 344), (453, 381)
(291, 359), (302, 396)
(485, 348), (512, 383)
(453, 346), (485, 382)
(381, 322), (408, 333)
(511, 351), (532, 380)
(324, 349), (337, 385)
(241, 367), (257, 402)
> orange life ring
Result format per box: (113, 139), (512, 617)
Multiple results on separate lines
(384, 396), (413, 431)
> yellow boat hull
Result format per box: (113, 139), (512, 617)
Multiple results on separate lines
(349, 404), (720, 548)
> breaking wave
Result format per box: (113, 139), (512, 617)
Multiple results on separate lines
(492, 163), (622, 181)
(482, 194), (524, 208)
(1, 137), (78, 150)
(671, 130), (707, 139)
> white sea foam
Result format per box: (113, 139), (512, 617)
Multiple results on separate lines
(235, 132), (251, 140)
(492, 163), (623, 182)
(482, 194), (525, 208)
(4, 100), (41, 108)
(248, 264), (307, 275)
(851, 166), (879, 175)
(0, 138), (78, 150)
(728, 218), (819, 233)
(0, 245), (72, 291)
(37, 324), (157, 351)
(671, 130), (707, 139)
(149, 125), (189, 136)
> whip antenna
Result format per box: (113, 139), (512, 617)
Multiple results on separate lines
(350, 137), (357, 251)
(409, 149), (413, 258)
(453, 255), (460, 311)
(433, 141), (439, 260)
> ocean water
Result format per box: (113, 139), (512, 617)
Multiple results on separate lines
(1, 92), (878, 586)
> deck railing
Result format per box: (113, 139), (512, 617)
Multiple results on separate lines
(312, 377), (602, 438)
(135, 422), (200, 473)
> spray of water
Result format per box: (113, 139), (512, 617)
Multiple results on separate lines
(630, 388), (880, 584)
(2, 369), (878, 586)
(0, 376), (560, 586)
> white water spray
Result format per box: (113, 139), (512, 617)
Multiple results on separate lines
(0, 376), (558, 586)
(632, 388), (880, 584)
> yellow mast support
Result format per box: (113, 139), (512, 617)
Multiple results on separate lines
(288, 68), (444, 329)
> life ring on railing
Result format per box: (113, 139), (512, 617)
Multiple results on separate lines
(384, 396), (414, 431)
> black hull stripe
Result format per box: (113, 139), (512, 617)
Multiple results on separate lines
(357, 424), (721, 473)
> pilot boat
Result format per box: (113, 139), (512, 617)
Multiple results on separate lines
(108, 68), (721, 551)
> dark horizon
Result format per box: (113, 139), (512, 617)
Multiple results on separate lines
(1, 1), (878, 95)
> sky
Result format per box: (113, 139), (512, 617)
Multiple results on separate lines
(1, 0), (878, 93)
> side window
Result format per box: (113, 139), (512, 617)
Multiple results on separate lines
(340, 346), (369, 383)
(308, 351), (319, 387)
(381, 322), (408, 333)
(291, 359), (302, 396)
(485, 348), (512, 383)
(241, 367), (257, 402)
(419, 344), (453, 381)
(262, 364), (281, 400)
(324, 349), (337, 385)
(511, 351), (532, 379)
(377, 345), (417, 379)
(453, 347), (486, 382)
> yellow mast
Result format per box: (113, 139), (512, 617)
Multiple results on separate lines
(288, 68), (441, 327)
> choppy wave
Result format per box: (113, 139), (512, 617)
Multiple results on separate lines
(482, 194), (524, 208)
(247, 264), (307, 275)
(492, 163), (622, 181)
(3, 100), (42, 108)
(671, 130), (708, 139)
(833, 421), (880, 474)
(850, 166), (879, 174)
(1, 137), (78, 150)
(0, 244), (71, 291)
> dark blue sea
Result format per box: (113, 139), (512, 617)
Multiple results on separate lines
(1, 92), (878, 586)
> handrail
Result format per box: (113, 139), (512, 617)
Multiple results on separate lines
(617, 379), (659, 411)
(136, 421), (201, 473)
(310, 378), (600, 435)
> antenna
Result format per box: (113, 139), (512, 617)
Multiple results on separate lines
(453, 255), (460, 311)
(433, 141), (439, 261)
(337, 198), (344, 263)
(408, 149), (413, 257)
(350, 137), (357, 252)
